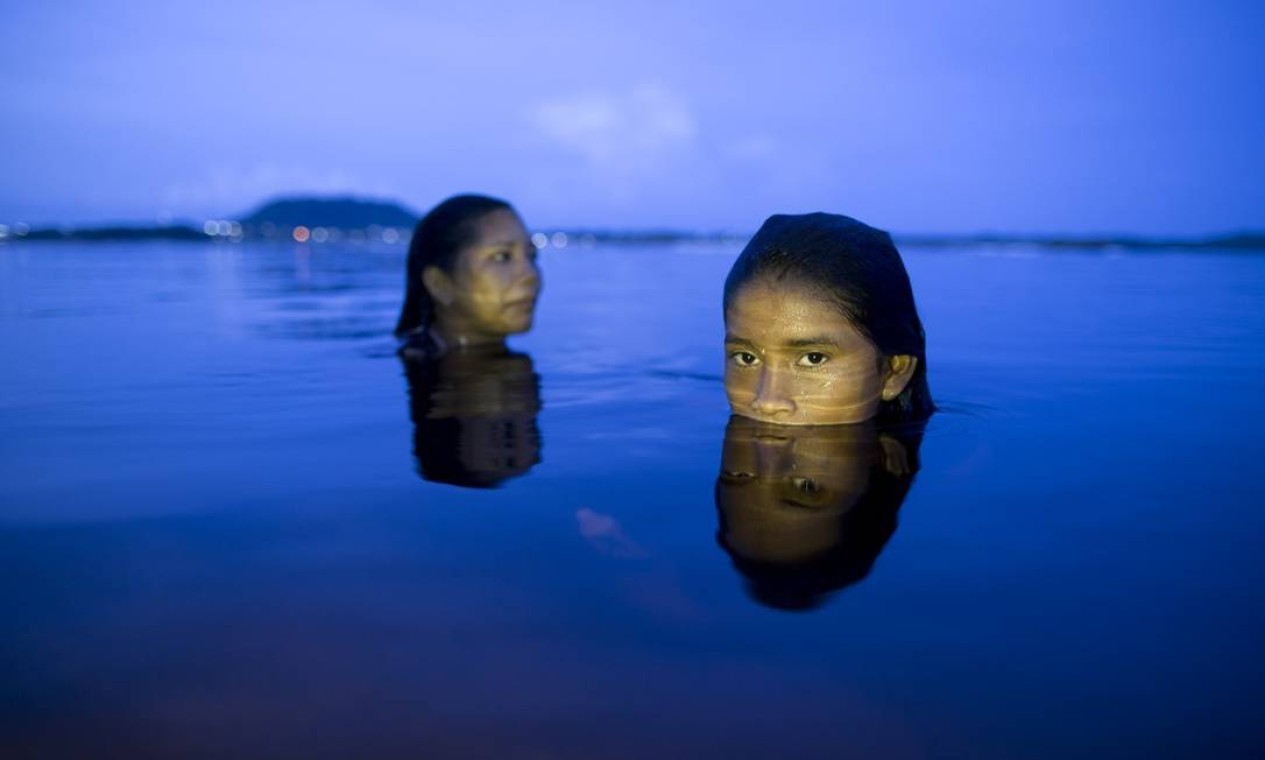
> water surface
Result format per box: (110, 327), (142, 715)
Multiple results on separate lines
(2, 239), (1263, 758)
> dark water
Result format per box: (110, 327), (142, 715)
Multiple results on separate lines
(1, 239), (1263, 759)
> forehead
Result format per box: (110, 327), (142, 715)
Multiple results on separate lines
(468, 208), (527, 245)
(725, 279), (865, 345)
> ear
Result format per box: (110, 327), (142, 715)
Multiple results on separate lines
(421, 266), (456, 307)
(880, 355), (918, 401)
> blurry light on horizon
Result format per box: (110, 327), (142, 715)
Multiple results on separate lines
(531, 232), (548, 249)
(292, 226), (311, 243)
(382, 228), (400, 244)
(203, 220), (218, 236)
(216, 221), (233, 236)
(311, 227), (330, 243)
(0, 224), (8, 239)
(550, 232), (568, 249)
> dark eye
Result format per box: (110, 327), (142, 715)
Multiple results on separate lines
(490, 249), (512, 263)
(798, 352), (829, 367)
(791, 477), (820, 493)
(730, 351), (758, 367)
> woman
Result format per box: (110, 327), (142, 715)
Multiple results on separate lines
(396, 194), (541, 358)
(723, 212), (933, 425)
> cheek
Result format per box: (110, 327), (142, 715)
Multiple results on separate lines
(723, 366), (754, 401)
(779, 368), (833, 397)
(463, 270), (509, 306)
(796, 363), (879, 406)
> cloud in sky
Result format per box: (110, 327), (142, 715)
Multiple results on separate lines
(529, 85), (698, 178)
(518, 84), (711, 217)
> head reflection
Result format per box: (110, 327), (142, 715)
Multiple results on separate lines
(402, 347), (541, 489)
(715, 415), (923, 612)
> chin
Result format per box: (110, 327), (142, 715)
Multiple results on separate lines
(504, 317), (534, 334)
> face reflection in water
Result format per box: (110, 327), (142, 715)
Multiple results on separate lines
(715, 415), (921, 611)
(403, 346), (542, 489)
(426, 208), (541, 347)
(724, 278), (917, 425)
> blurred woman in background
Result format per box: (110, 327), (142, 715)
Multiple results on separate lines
(396, 194), (541, 359)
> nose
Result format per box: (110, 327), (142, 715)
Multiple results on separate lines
(518, 257), (541, 293)
(750, 366), (796, 418)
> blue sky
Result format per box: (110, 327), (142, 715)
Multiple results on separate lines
(2, 0), (1262, 234)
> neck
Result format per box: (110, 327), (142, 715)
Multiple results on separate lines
(429, 320), (506, 353)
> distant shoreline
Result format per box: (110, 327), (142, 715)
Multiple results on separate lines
(3, 196), (1260, 251)
(2, 224), (1262, 251)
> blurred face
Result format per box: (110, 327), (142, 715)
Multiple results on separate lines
(432, 209), (541, 343)
(724, 278), (910, 425)
(716, 416), (875, 563)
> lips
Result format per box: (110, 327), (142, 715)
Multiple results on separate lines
(503, 296), (536, 310)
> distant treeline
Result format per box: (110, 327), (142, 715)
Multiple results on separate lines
(13, 226), (210, 242)
(3, 195), (1262, 251)
(7, 226), (1264, 251)
(895, 232), (1265, 251)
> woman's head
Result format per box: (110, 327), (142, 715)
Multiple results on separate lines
(723, 212), (933, 425)
(395, 194), (541, 348)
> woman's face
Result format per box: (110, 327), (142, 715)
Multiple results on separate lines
(434, 209), (541, 341)
(724, 278), (912, 425)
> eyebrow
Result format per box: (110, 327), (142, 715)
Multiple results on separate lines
(726, 334), (840, 349)
(785, 336), (841, 348)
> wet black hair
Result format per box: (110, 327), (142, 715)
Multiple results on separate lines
(723, 212), (934, 423)
(715, 422), (924, 612)
(395, 194), (515, 337)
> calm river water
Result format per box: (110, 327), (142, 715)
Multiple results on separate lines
(1, 239), (1263, 758)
